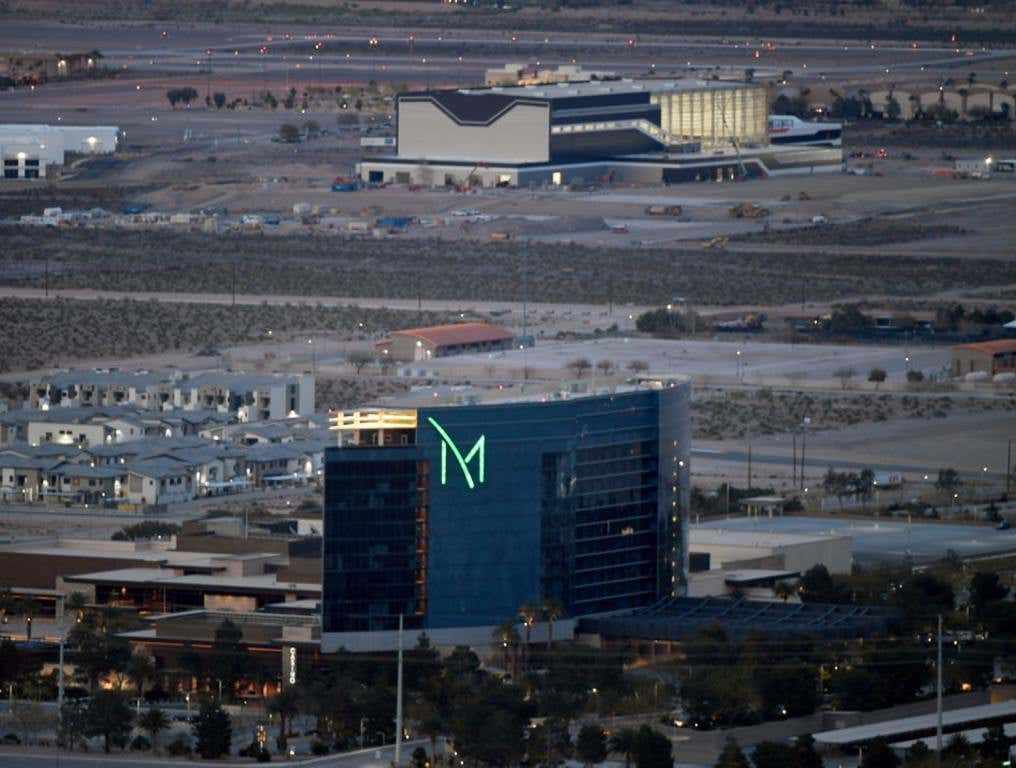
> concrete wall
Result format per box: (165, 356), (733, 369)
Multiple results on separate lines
(27, 421), (107, 447)
(953, 349), (995, 376)
(398, 100), (550, 164)
(780, 536), (852, 575)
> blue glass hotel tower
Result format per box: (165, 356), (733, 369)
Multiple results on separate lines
(322, 383), (690, 642)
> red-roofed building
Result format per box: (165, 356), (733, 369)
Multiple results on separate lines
(952, 339), (1016, 376)
(377, 322), (515, 361)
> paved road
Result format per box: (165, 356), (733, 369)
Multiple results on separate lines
(0, 740), (428, 768)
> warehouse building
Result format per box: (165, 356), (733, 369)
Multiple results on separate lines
(376, 322), (515, 361)
(688, 527), (853, 575)
(1, 124), (119, 179)
(951, 339), (1016, 377)
(356, 78), (842, 188)
(321, 381), (691, 650)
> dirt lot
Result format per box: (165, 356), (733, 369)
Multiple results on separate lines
(2, 222), (1015, 309)
(692, 386), (1016, 440)
(0, 296), (456, 373)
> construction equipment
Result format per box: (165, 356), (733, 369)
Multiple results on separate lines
(645, 205), (683, 217)
(703, 236), (729, 250)
(729, 202), (770, 219)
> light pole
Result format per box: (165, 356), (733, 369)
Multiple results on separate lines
(395, 613), (404, 765)
(800, 417), (811, 491)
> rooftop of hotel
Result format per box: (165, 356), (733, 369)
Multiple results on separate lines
(356, 378), (690, 411)
(457, 77), (759, 99)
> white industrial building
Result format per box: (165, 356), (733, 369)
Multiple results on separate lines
(357, 78), (842, 188)
(1, 123), (119, 179)
(689, 527), (853, 575)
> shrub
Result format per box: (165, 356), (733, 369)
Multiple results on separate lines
(166, 735), (192, 756)
(311, 739), (330, 755)
(130, 735), (152, 751)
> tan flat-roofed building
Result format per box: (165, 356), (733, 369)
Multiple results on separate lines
(952, 339), (1016, 376)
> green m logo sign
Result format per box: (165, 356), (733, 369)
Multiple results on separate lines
(427, 417), (485, 489)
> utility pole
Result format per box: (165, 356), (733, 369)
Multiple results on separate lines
(792, 433), (798, 488)
(395, 613), (404, 766)
(57, 627), (65, 718)
(522, 241), (529, 390)
(800, 418), (810, 491)
(44, 259), (49, 298)
(1007, 438), (1012, 496)
(747, 444), (752, 490)
(936, 613), (943, 767)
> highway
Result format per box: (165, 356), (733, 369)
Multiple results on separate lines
(0, 740), (429, 768)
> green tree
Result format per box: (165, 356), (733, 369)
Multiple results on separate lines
(632, 726), (671, 768)
(980, 723), (1011, 762)
(85, 690), (134, 753)
(59, 699), (90, 751)
(193, 700), (232, 759)
(0, 637), (21, 688)
(794, 734), (823, 768)
(799, 564), (850, 604)
(542, 598), (563, 650)
(138, 707), (168, 753)
(868, 368), (887, 387)
(126, 652), (156, 701)
(755, 662), (819, 718)
(969, 572), (1009, 618)
(751, 740), (795, 768)
(452, 679), (531, 768)
(576, 724), (608, 767)
(609, 727), (638, 768)
(64, 591), (88, 624)
(412, 745), (429, 768)
(518, 602), (539, 668)
(211, 619), (247, 701)
(68, 613), (132, 693)
(177, 646), (204, 691)
(860, 738), (900, 768)
(528, 717), (572, 768)
(267, 685), (302, 751)
(714, 735), (749, 768)
(213, 92), (226, 109)
(886, 97), (901, 121)
(903, 740), (931, 766)
(278, 123), (301, 143)
(936, 468), (961, 495)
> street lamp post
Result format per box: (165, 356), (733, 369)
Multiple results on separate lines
(800, 417), (811, 491)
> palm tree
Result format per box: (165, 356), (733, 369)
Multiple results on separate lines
(958, 88), (970, 118)
(64, 592), (88, 625)
(492, 621), (519, 678)
(414, 702), (444, 764)
(517, 602), (539, 669)
(126, 652), (156, 701)
(608, 727), (638, 768)
(138, 707), (168, 753)
(773, 581), (797, 602)
(541, 598), (563, 651)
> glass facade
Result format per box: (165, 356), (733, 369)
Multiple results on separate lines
(323, 386), (690, 634)
(322, 447), (428, 632)
(652, 86), (767, 147)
